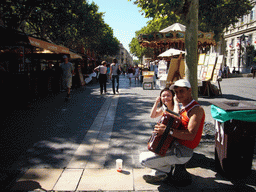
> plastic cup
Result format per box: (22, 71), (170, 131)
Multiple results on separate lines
(116, 159), (123, 172)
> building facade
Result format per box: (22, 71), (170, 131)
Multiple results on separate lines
(224, 2), (256, 73)
(116, 43), (133, 67)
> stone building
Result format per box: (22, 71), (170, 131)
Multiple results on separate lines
(116, 43), (133, 68)
(224, 2), (256, 73)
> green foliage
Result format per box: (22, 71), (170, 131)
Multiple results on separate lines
(199, 0), (253, 40)
(130, 0), (253, 40)
(246, 45), (256, 58)
(128, 9), (182, 59)
(0, 0), (120, 56)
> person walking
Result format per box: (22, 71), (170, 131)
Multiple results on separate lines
(60, 55), (74, 99)
(94, 61), (107, 95)
(134, 64), (140, 83)
(110, 58), (121, 94)
(127, 65), (134, 84)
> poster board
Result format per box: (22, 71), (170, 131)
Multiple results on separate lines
(198, 65), (202, 79)
(212, 55), (223, 83)
(208, 53), (217, 65)
(198, 54), (206, 65)
(197, 54), (209, 81)
(158, 60), (167, 77)
(205, 65), (215, 80)
(204, 55), (210, 66)
(166, 58), (185, 84)
(197, 54), (206, 81)
(201, 66), (207, 81)
(198, 64), (207, 81)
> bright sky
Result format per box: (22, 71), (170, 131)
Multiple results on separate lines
(88, 0), (151, 59)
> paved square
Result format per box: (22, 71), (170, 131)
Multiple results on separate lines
(53, 168), (83, 191)
(11, 169), (63, 191)
(77, 169), (133, 191)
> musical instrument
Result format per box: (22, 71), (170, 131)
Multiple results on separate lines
(147, 108), (181, 156)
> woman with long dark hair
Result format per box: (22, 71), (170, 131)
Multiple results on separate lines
(150, 87), (179, 118)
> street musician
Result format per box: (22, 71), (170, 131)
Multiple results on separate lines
(140, 79), (205, 186)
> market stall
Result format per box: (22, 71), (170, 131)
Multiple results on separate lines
(0, 25), (84, 107)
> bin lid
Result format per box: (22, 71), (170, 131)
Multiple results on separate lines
(211, 101), (256, 122)
(211, 101), (256, 111)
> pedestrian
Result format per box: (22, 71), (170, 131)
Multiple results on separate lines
(110, 58), (121, 94)
(106, 63), (110, 82)
(140, 79), (205, 186)
(134, 64), (140, 83)
(127, 65), (134, 84)
(60, 55), (74, 99)
(94, 61), (107, 95)
(154, 64), (158, 79)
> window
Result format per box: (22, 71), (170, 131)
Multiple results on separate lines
(248, 34), (252, 45)
(250, 7), (255, 21)
(241, 16), (244, 24)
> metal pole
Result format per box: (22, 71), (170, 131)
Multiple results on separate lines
(238, 37), (242, 71)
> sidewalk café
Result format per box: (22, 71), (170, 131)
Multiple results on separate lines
(0, 26), (85, 107)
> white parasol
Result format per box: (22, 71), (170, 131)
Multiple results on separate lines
(158, 48), (185, 57)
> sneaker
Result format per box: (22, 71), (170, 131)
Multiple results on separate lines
(143, 171), (167, 183)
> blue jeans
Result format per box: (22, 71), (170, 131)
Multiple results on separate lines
(112, 75), (119, 94)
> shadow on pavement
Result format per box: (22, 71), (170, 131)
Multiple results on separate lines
(220, 94), (256, 101)
(0, 86), (105, 189)
(154, 152), (256, 191)
(10, 180), (47, 191)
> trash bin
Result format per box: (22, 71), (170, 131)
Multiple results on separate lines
(211, 101), (256, 178)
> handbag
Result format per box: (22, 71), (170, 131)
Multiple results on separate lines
(117, 66), (121, 75)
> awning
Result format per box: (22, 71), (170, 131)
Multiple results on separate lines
(28, 36), (70, 55)
(70, 51), (82, 59)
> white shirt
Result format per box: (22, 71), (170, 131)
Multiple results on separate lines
(96, 65), (107, 74)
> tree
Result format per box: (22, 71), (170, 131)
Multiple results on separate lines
(0, 0), (45, 30)
(130, 0), (253, 100)
(129, 16), (181, 63)
(0, 0), (120, 57)
(131, 0), (199, 99)
(94, 24), (120, 56)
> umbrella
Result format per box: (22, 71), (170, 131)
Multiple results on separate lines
(158, 48), (185, 57)
(159, 23), (186, 33)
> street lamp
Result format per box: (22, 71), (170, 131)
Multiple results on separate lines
(238, 34), (248, 71)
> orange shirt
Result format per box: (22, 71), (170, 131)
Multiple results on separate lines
(178, 100), (205, 149)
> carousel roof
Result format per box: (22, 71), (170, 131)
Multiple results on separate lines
(138, 23), (216, 49)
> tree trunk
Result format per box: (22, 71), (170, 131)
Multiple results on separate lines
(184, 0), (199, 101)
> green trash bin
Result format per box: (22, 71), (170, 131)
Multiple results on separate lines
(211, 101), (256, 178)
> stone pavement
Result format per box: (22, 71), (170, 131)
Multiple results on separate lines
(6, 75), (256, 191)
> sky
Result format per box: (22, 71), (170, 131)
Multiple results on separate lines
(87, 0), (151, 59)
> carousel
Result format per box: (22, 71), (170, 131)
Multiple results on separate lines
(138, 23), (216, 59)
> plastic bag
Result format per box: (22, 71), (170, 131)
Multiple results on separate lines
(211, 105), (256, 122)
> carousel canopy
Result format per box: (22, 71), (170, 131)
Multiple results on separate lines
(158, 48), (185, 57)
(138, 23), (216, 49)
(159, 23), (186, 33)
